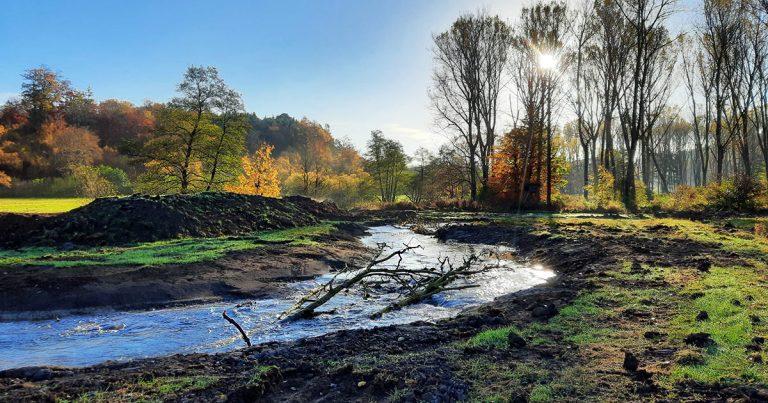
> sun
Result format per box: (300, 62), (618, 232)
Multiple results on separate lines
(538, 53), (558, 71)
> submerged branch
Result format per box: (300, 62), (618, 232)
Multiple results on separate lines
(223, 310), (251, 347)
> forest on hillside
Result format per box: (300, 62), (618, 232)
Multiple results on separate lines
(2, 0), (768, 214)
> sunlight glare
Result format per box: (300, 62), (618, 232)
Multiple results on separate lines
(538, 53), (557, 71)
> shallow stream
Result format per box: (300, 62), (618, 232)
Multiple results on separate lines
(0, 225), (554, 370)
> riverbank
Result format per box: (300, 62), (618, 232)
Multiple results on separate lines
(0, 222), (372, 319)
(2, 214), (767, 401)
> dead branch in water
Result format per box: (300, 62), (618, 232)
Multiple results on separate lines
(278, 243), (422, 320)
(279, 242), (493, 321)
(369, 253), (483, 319)
(223, 310), (251, 347)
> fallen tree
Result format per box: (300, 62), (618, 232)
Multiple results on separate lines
(279, 242), (493, 321)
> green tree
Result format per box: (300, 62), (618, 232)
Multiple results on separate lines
(137, 66), (236, 193)
(365, 130), (409, 203)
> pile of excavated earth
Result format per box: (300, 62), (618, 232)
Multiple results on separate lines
(0, 193), (343, 247)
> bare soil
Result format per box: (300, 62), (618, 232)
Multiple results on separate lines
(0, 225), (372, 319)
(2, 217), (758, 402)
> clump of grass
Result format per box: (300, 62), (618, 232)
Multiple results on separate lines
(137, 375), (219, 395)
(249, 365), (280, 385)
(466, 326), (522, 349)
(529, 384), (554, 402)
(0, 223), (335, 268)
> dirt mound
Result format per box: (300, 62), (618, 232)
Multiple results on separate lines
(0, 193), (343, 247)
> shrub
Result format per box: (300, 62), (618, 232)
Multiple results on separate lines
(755, 222), (768, 239)
(707, 175), (764, 212)
(432, 199), (483, 211)
(68, 164), (118, 198)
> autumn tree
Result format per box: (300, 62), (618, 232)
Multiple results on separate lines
(41, 118), (103, 172)
(295, 118), (332, 195)
(225, 143), (280, 197)
(0, 126), (20, 187)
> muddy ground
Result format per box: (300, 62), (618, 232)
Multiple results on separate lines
(3, 215), (764, 401)
(0, 193), (344, 247)
(0, 224), (372, 319)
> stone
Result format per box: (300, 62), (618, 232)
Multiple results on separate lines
(684, 332), (715, 348)
(623, 351), (639, 372)
(507, 332), (527, 349)
(357, 381), (367, 388)
(643, 331), (664, 340)
(531, 303), (558, 319)
(753, 336), (765, 345)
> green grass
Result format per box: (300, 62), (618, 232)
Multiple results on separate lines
(137, 375), (219, 394)
(665, 264), (768, 386)
(0, 198), (92, 213)
(0, 223), (336, 267)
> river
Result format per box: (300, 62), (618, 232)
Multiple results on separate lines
(0, 225), (554, 370)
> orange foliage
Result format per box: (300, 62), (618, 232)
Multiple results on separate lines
(0, 125), (21, 187)
(225, 143), (280, 197)
(489, 127), (565, 207)
(41, 118), (103, 171)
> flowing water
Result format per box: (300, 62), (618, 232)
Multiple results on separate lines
(0, 225), (554, 370)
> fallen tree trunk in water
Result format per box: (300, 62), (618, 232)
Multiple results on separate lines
(279, 242), (491, 321)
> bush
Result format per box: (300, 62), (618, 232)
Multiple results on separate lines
(432, 199), (483, 211)
(95, 165), (132, 194)
(0, 177), (80, 197)
(649, 185), (708, 213)
(707, 175), (764, 212)
(68, 165), (118, 198)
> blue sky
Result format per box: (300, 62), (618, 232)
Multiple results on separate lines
(0, 0), (698, 154)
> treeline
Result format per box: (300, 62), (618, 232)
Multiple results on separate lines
(0, 66), (470, 208)
(429, 0), (768, 212)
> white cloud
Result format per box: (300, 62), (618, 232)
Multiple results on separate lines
(382, 123), (442, 153)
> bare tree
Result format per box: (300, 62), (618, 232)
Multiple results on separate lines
(431, 14), (484, 201)
(615, 0), (677, 209)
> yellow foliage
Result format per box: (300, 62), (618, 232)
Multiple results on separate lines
(225, 144), (280, 197)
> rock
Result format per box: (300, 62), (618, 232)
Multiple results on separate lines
(643, 331), (664, 340)
(696, 311), (709, 321)
(531, 303), (558, 319)
(623, 351), (639, 372)
(695, 259), (711, 272)
(0, 366), (55, 381)
(675, 350), (705, 365)
(746, 343), (762, 352)
(753, 336), (765, 345)
(689, 292), (705, 300)
(750, 354), (763, 363)
(397, 336), (405, 342)
(507, 332), (527, 349)
(684, 332), (715, 348)
(357, 380), (367, 388)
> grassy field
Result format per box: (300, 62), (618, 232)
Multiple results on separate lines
(458, 215), (768, 400)
(0, 198), (92, 214)
(0, 223), (336, 267)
